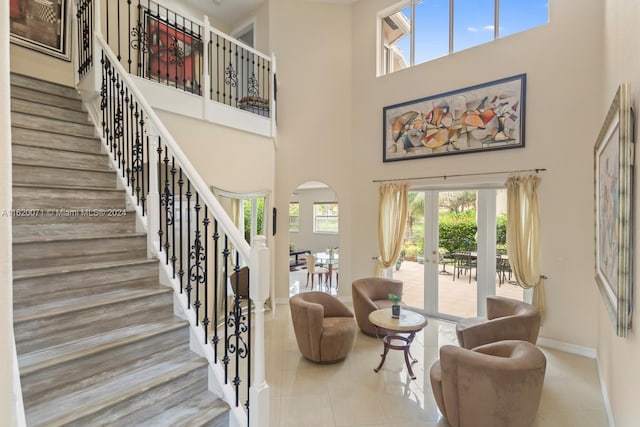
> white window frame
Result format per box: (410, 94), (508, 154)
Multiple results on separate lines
(313, 202), (339, 234)
(289, 202), (300, 233)
(378, 0), (548, 76)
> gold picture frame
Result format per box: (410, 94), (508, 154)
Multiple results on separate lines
(9, 0), (70, 61)
(594, 83), (635, 337)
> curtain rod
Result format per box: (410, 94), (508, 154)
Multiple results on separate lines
(372, 168), (547, 183)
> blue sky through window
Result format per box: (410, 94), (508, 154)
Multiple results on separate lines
(385, 0), (548, 72)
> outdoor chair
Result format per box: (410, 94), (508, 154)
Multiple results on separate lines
(453, 252), (477, 283)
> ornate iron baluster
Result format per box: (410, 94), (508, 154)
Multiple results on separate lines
(170, 159), (177, 276)
(212, 219), (220, 358)
(222, 236), (230, 383)
(186, 182), (193, 307)
(156, 141), (163, 252)
(190, 193), (205, 325)
(202, 207), (210, 343)
(227, 253), (248, 407)
(178, 168), (185, 291)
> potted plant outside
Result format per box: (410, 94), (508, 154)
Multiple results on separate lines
(388, 293), (401, 318)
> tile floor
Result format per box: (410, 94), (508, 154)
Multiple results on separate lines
(275, 268), (609, 426)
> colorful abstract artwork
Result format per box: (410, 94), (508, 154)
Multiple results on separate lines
(9, 0), (69, 60)
(144, 14), (202, 94)
(383, 74), (526, 162)
(594, 83), (634, 338)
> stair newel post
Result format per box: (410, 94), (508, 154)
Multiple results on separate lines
(202, 15), (211, 117)
(145, 129), (160, 259)
(249, 235), (270, 427)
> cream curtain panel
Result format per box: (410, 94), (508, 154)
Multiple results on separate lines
(376, 183), (409, 277)
(506, 175), (546, 317)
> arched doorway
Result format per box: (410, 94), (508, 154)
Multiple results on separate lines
(288, 181), (340, 296)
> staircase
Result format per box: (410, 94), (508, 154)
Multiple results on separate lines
(11, 73), (230, 426)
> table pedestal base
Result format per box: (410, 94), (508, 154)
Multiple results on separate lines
(373, 332), (419, 379)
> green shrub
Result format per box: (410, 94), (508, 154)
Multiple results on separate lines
(438, 210), (477, 253)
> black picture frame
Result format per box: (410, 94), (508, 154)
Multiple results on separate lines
(383, 74), (526, 162)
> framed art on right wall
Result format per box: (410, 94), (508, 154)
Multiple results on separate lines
(594, 82), (635, 337)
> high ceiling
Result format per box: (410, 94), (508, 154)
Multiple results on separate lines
(185, 0), (264, 24)
(186, 0), (356, 25)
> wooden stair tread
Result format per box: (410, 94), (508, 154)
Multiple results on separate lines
(18, 319), (187, 375)
(13, 258), (157, 280)
(11, 142), (108, 159)
(12, 182), (123, 193)
(10, 73), (82, 100)
(143, 392), (230, 426)
(14, 286), (171, 323)
(13, 231), (146, 245)
(26, 351), (208, 426)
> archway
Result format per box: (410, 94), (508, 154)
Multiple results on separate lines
(288, 181), (340, 296)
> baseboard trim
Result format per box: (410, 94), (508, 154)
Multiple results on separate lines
(537, 337), (596, 358)
(595, 354), (616, 427)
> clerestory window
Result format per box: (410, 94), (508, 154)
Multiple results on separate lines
(379, 0), (548, 76)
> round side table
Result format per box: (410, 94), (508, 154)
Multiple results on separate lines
(368, 308), (428, 380)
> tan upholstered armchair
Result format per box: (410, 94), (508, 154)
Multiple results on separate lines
(289, 292), (356, 363)
(430, 340), (547, 427)
(456, 296), (541, 350)
(352, 278), (403, 336)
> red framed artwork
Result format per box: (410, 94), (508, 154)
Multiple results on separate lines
(145, 13), (202, 94)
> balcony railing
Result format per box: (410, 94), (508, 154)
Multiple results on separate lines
(83, 0), (275, 121)
(73, 1), (271, 425)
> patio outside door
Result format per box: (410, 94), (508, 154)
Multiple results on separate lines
(394, 185), (523, 320)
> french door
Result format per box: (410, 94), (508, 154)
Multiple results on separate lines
(418, 188), (500, 321)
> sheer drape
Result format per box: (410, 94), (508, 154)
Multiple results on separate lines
(376, 183), (409, 277)
(506, 175), (546, 317)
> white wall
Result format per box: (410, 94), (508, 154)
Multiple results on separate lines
(10, 45), (75, 87)
(269, 0), (353, 300)
(156, 110), (275, 194)
(348, 0), (603, 349)
(598, 1), (640, 425)
(289, 187), (340, 254)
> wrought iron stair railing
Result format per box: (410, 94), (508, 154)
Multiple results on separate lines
(72, 1), (271, 425)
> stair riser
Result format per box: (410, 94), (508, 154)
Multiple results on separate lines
(14, 261), (159, 301)
(11, 127), (103, 154)
(12, 144), (110, 171)
(68, 365), (209, 427)
(10, 86), (83, 112)
(13, 235), (148, 270)
(15, 292), (174, 354)
(12, 112), (96, 138)
(11, 73), (82, 100)
(12, 215), (137, 239)
(13, 187), (125, 210)
(21, 327), (190, 405)
(11, 97), (90, 124)
(12, 164), (116, 189)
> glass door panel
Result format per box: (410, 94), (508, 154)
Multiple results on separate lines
(437, 190), (478, 318)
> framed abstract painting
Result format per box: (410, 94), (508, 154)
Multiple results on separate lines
(594, 82), (634, 337)
(9, 0), (70, 61)
(383, 74), (526, 162)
